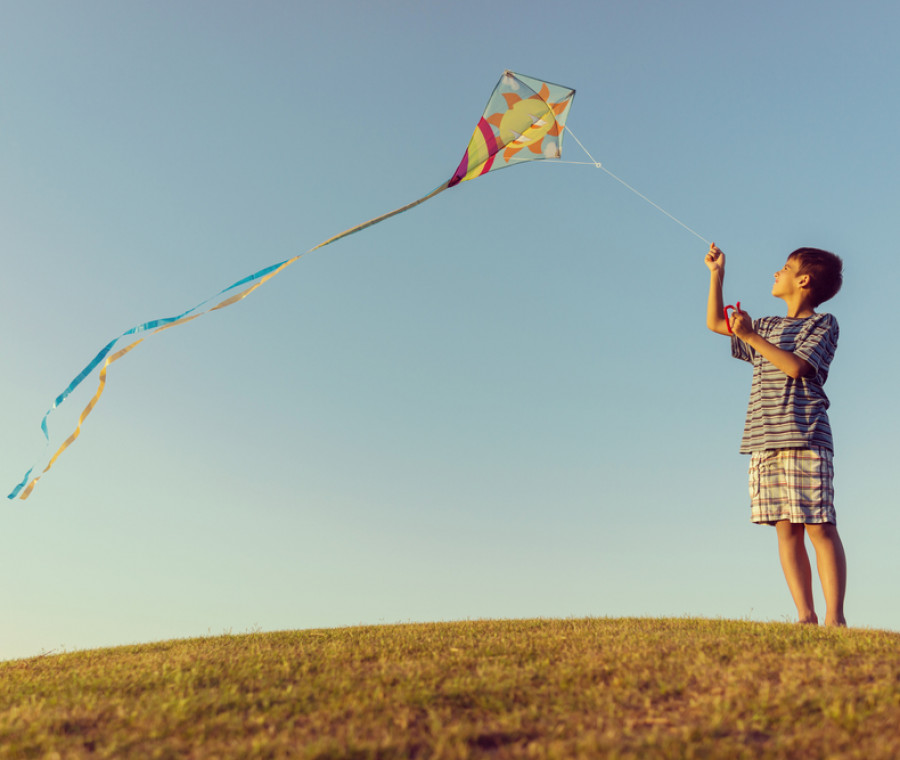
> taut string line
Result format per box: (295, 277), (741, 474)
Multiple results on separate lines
(562, 126), (711, 246)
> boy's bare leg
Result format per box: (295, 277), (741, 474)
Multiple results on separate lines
(805, 523), (848, 627)
(775, 520), (818, 624)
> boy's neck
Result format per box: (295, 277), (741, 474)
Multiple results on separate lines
(783, 295), (817, 319)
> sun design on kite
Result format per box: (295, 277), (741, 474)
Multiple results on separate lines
(449, 77), (573, 187)
(488, 83), (570, 163)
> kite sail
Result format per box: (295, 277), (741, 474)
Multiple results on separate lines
(9, 70), (575, 500)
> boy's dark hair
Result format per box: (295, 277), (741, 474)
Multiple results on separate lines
(789, 247), (843, 306)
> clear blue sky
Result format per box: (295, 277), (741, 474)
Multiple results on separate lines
(2, 0), (898, 660)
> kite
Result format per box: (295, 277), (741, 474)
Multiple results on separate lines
(8, 71), (576, 500)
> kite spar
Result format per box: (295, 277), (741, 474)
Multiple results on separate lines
(9, 71), (575, 500)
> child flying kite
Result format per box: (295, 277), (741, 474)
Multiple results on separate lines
(705, 243), (847, 627)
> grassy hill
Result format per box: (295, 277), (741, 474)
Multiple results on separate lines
(2, 617), (899, 758)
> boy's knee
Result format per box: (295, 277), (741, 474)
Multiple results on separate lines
(805, 522), (838, 541)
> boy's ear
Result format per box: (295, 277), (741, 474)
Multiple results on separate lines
(798, 273), (811, 289)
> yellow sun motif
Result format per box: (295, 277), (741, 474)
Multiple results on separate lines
(485, 83), (569, 163)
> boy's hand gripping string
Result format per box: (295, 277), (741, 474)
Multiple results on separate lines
(723, 301), (741, 334)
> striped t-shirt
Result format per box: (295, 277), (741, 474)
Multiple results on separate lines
(731, 313), (839, 454)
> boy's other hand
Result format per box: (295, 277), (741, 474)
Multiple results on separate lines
(731, 307), (755, 340)
(705, 243), (725, 274)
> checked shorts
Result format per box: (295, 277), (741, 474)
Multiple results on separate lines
(748, 447), (836, 525)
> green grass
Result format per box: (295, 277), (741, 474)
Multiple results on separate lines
(2, 618), (899, 758)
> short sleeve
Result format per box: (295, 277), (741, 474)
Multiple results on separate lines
(731, 333), (752, 363)
(793, 314), (839, 381)
(730, 318), (765, 363)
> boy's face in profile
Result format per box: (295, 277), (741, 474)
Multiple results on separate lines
(772, 256), (807, 301)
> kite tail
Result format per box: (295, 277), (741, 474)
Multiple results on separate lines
(7, 256), (303, 501)
(13, 336), (147, 500)
(308, 182), (450, 253)
(9, 183), (452, 501)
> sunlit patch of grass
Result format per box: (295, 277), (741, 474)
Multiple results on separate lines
(2, 618), (899, 758)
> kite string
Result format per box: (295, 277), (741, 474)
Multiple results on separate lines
(563, 126), (711, 246)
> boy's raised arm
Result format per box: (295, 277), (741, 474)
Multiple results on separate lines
(705, 243), (731, 335)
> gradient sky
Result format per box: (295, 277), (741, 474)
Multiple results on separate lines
(2, 0), (899, 661)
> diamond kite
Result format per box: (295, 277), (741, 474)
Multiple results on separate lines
(9, 71), (575, 500)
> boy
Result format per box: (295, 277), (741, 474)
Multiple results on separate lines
(705, 243), (847, 626)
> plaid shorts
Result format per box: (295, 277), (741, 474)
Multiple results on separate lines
(748, 447), (836, 525)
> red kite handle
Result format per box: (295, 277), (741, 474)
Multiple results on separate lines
(723, 301), (741, 334)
